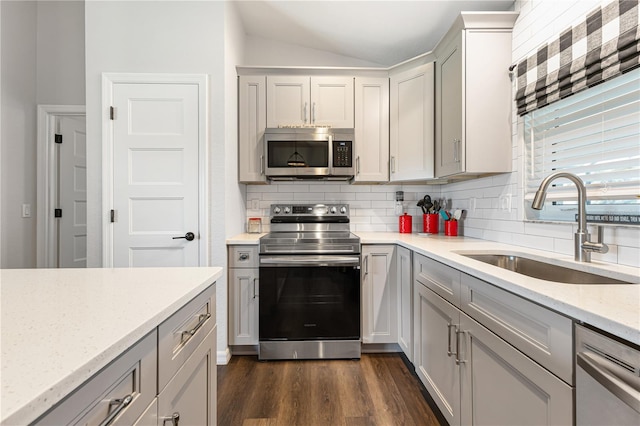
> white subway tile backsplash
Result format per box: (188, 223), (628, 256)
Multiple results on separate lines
(263, 192), (293, 200)
(356, 192), (388, 201)
(618, 246), (640, 268)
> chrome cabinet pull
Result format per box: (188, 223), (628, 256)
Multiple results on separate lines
(180, 313), (211, 344)
(356, 156), (360, 175)
(390, 156), (396, 173)
(253, 278), (259, 299)
(364, 255), (369, 275)
(239, 252), (249, 261)
(455, 329), (467, 365)
(447, 323), (458, 357)
(303, 101), (308, 124)
(453, 139), (459, 162)
(99, 394), (133, 426)
(312, 102), (316, 123)
(161, 412), (180, 426)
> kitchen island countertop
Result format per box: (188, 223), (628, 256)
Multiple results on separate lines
(0, 266), (223, 426)
(227, 232), (640, 345)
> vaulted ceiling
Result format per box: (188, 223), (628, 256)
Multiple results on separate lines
(235, 0), (516, 67)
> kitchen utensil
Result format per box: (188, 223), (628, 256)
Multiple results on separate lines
(416, 199), (426, 214)
(439, 209), (450, 220)
(453, 209), (462, 221)
(431, 200), (439, 213)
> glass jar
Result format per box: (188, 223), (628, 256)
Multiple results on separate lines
(248, 217), (262, 234)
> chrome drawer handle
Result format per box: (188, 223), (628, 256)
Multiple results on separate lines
(180, 313), (211, 344)
(99, 394), (133, 426)
(447, 323), (458, 357)
(162, 412), (180, 426)
(455, 330), (467, 365)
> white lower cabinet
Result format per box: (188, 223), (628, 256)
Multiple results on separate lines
(157, 326), (217, 426)
(413, 252), (573, 426)
(228, 246), (259, 348)
(362, 245), (397, 344)
(396, 246), (413, 360)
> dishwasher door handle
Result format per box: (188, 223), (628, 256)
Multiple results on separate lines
(577, 352), (640, 414)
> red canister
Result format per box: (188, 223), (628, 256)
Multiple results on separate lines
(399, 213), (412, 233)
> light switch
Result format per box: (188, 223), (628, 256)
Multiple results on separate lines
(22, 204), (32, 218)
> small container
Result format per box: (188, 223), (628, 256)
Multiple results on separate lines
(423, 214), (439, 234)
(399, 213), (412, 233)
(444, 220), (458, 236)
(248, 217), (262, 234)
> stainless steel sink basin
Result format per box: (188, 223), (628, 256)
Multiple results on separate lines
(460, 253), (636, 284)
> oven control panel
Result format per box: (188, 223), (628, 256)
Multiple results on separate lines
(270, 204), (349, 217)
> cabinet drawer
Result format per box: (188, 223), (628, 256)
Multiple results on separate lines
(158, 326), (216, 426)
(461, 273), (573, 384)
(413, 253), (461, 306)
(228, 246), (259, 268)
(36, 330), (157, 425)
(158, 284), (216, 392)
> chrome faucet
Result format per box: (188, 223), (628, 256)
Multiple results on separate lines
(531, 171), (608, 262)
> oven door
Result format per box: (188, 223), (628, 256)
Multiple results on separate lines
(259, 255), (361, 341)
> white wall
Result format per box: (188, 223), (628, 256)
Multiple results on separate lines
(244, 35), (386, 67)
(0, 1), (37, 268)
(0, 0), (85, 269)
(244, 0), (640, 268)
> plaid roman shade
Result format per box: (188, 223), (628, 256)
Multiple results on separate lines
(515, 0), (640, 115)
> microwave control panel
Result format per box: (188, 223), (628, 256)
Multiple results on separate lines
(333, 141), (353, 168)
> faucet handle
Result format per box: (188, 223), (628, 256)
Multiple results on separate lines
(582, 225), (609, 254)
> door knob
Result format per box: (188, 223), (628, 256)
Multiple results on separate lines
(173, 232), (195, 241)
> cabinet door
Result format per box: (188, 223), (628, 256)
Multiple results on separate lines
(362, 245), (397, 344)
(459, 313), (573, 426)
(158, 327), (216, 426)
(310, 76), (354, 128)
(390, 63), (435, 182)
(238, 76), (267, 183)
(266, 76), (310, 127)
(354, 77), (389, 182)
(396, 246), (412, 360)
(414, 283), (462, 426)
(228, 268), (259, 346)
(436, 33), (463, 177)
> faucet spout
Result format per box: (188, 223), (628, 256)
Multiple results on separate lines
(530, 171), (607, 262)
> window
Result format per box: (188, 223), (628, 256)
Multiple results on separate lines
(524, 68), (640, 223)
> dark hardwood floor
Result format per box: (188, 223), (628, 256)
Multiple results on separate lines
(217, 353), (442, 426)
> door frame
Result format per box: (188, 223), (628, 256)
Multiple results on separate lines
(101, 73), (209, 267)
(36, 105), (86, 268)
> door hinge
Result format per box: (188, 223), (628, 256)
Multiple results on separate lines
(54, 134), (63, 144)
(54, 208), (62, 218)
(110, 106), (115, 120)
(110, 209), (115, 223)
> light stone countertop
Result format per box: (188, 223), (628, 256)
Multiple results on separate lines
(0, 267), (223, 426)
(227, 232), (640, 345)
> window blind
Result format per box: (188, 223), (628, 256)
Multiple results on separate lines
(524, 68), (640, 221)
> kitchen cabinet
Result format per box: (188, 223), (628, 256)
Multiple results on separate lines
(413, 252), (573, 425)
(362, 245), (397, 344)
(238, 75), (267, 183)
(266, 76), (354, 128)
(396, 245), (413, 360)
(35, 284), (217, 426)
(228, 246), (259, 349)
(434, 13), (517, 178)
(389, 63), (435, 182)
(354, 77), (389, 183)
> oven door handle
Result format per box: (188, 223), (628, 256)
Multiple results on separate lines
(259, 255), (360, 267)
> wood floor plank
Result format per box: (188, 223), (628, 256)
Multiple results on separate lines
(217, 354), (441, 426)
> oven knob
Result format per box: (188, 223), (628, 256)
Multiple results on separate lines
(284, 206), (291, 214)
(330, 206), (337, 214)
(273, 206), (281, 214)
(340, 206), (347, 214)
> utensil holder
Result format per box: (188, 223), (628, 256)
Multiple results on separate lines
(423, 214), (439, 234)
(444, 220), (458, 236)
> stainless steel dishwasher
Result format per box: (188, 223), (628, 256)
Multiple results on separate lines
(575, 324), (640, 425)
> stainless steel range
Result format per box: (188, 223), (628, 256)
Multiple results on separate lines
(258, 203), (361, 360)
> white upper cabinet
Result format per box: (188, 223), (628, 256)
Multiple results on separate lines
(435, 13), (517, 178)
(389, 63), (435, 182)
(354, 77), (389, 183)
(238, 75), (267, 184)
(267, 76), (354, 128)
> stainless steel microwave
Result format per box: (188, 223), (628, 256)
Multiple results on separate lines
(264, 127), (355, 180)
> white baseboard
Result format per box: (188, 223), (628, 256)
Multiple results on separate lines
(217, 347), (231, 365)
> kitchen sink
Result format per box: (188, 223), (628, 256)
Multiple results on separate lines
(458, 253), (637, 285)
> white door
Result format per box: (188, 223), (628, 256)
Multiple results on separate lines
(110, 81), (201, 267)
(58, 115), (87, 268)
